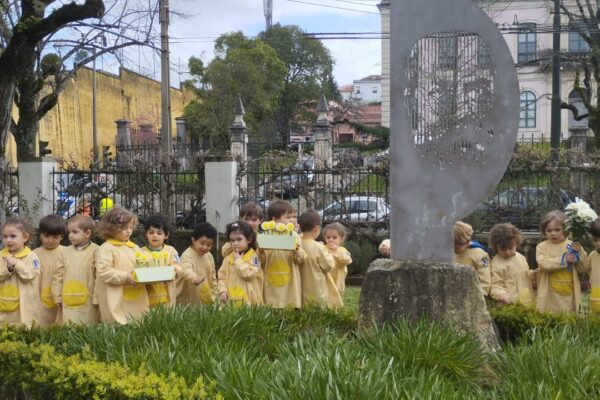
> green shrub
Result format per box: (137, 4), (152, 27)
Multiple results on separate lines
(490, 303), (600, 343)
(0, 337), (220, 399)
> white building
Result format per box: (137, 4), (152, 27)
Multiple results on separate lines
(379, 0), (592, 142)
(351, 75), (382, 104)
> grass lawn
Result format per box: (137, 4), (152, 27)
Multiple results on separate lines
(343, 285), (361, 312)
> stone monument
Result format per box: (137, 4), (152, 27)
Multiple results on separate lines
(359, 0), (519, 351)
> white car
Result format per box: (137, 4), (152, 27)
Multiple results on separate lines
(319, 196), (390, 223)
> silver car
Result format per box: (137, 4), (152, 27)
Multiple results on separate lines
(319, 196), (390, 223)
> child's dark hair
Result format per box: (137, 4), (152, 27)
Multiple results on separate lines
(144, 214), (171, 236)
(298, 210), (321, 233)
(323, 222), (347, 240)
(68, 214), (95, 232)
(591, 218), (600, 238)
(267, 200), (295, 220)
(240, 202), (264, 220)
(39, 215), (67, 237)
(539, 210), (566, 233)
(226, 221), (257, 249)
(2, 217), (34, 240)
(97, 207), (138, 240)
(489, 223), (522, 253)
(192, 222), (217, 241)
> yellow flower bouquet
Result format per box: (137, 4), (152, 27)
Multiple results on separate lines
(257, 220), (296, 250)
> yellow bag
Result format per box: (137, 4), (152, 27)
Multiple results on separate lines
(62, 280), (89, 308)
(266, 260), (291, 287)
(40, 286), (56, 309)
(550, 269), (573, 296)
(147, 282), (169, 307)
(122, 285), (145, 302)
(0, 284), (19, 312)
(197, 281), (213, 304)
(590, 286), (600, 314)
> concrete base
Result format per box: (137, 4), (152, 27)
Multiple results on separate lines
(358, 259), (499, 352)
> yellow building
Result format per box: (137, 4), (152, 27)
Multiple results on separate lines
(7, 67), (194, 166)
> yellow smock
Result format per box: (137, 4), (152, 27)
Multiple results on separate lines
(0, 247), (41, 327)
(584, 250), (600, 314)
(261, 231), (306, 308)
(95, 239), (149, 324)
(536, 239), (588, 314)
(300, 239), (342, 309)
(34, 245), (65, 326)
(217, 248), (263, 306)
(139, 245), (181, 307)
(52, 242), (99, 325)
(490, 252), (535, 307)
(454, 247), (491, 296)
(329, 245), (352, 297)
(178, 247), (217, 305)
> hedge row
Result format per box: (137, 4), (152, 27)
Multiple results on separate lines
(0, 334), (221, 400)
(490, 303), (600, 342)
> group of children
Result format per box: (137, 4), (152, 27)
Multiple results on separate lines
(0, 199), (353, 327)
(379, 210), (600, 315)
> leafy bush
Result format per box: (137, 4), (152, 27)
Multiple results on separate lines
(0, 334), (219, 399)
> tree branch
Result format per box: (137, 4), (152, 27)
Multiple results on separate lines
(561, 101), (590, 121)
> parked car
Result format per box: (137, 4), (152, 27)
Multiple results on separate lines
(268, 157), (315, 199)
(476, 187), (573, 229)
(319, 196), (390, 224)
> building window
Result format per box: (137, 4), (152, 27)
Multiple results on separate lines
(438, 35), (457, 68)
(517, 23), (537, 63)
(355, 88), (361, 94)
(372, 87), (378, 94)
(569, 28), (590, 53)
(519, 91), (536, 128)
(478, 40), (492, 66)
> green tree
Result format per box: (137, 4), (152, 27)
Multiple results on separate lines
(259, 24), (338, 146)
(183, 32), (286, 148)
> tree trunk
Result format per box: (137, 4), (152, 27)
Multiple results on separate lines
(15, 71), (41, 161)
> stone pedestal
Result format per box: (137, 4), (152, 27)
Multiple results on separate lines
(205, 159), (239, 233)
(18, 158), (57, 226)
(358, 259), (499, 352)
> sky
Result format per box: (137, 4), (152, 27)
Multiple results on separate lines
(145, 0), (383, 87)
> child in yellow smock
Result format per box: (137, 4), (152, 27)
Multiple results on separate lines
(260, 200), (306, 308)
(221, 202), (264, 258)
(0, 217), (41, 327)
(34, 215), (66, 326)
(582, 218), (600, 314)
(52, 214), (99, 324)
(323, 222), (352, 298)
(453, 221), (491, 297)
(298, 211), (341, 309)
(178, 222), (218, 305)
(488, 223), (535, 307)
(139, 214), (181, 307)
(536, 210), (588, 314)
(218, 221), (263, 306)
(95, 207), (149, 324)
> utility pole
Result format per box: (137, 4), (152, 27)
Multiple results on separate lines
(550, 0), (561, 158)
(160, 0), (172, 154)
(92, 46), (98, 167)
(264, 0), (272, 31)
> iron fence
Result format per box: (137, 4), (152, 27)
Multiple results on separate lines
(51, 168), (205, 228)
(3, 169), (19, 217)
(240, 161), (600, 234)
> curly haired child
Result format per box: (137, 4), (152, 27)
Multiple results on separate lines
(488, 223), (535, 307)
(95, 207), (148, 324)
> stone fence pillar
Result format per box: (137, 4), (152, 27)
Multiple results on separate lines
(115, 119), (132, 168)
(230, 96), (248, 194)
(18, 157), (57, 226)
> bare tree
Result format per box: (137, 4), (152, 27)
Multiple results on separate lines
(559, 0), (600, 149)
(0, 0), (160, 161)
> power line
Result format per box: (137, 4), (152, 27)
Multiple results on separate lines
(283, 0), (380, 14)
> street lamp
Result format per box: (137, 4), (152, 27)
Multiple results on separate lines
(92, 35), (107, 167)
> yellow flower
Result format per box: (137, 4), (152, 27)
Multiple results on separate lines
(141, 254), (149, 263)
(286, 223), (295, 232)
(268, 221), (276, 230)
(275, 223), (286, 232)
(152, 252), (160, 260)
(261, 221), (271, 231)
(134, 251), (143, 260)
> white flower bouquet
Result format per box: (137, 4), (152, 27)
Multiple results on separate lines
(565, 198), (598, 249)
